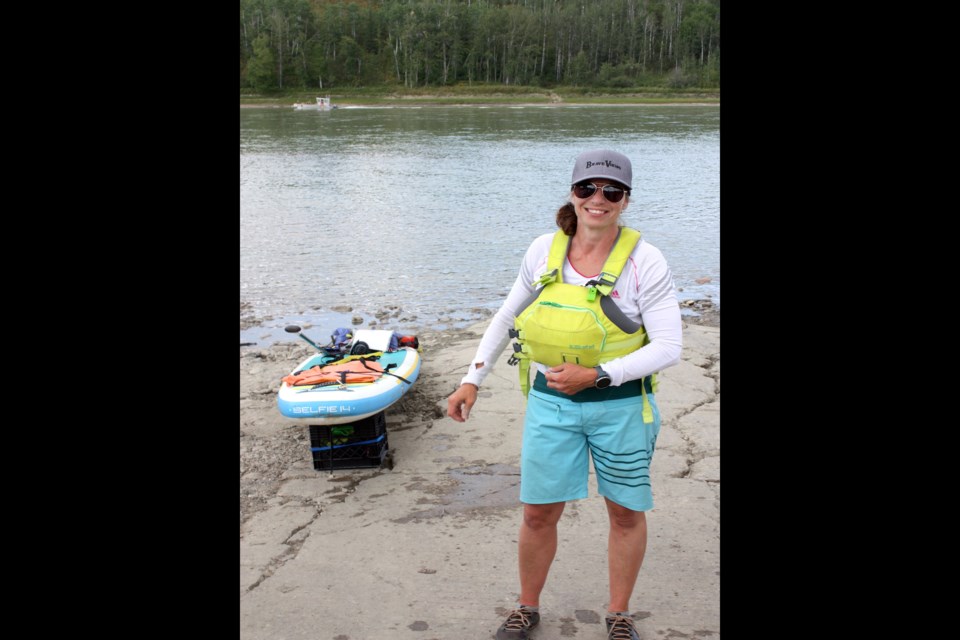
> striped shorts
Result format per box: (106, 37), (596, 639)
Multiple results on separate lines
(520, 388), (661, 512)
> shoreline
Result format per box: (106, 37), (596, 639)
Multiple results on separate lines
(239, 298), (719, 348)
(241, 101), (719, 109)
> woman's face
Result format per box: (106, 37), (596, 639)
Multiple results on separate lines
(570, 179), (630, 233)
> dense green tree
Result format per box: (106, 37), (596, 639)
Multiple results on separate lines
(247, 33), (277, 90)
(240, 0), (721, 90)
(566, 50), (590, 86)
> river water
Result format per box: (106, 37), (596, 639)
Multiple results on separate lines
(241, 104), (719, 346)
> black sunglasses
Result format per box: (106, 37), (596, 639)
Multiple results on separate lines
(572, 181), (629, 203)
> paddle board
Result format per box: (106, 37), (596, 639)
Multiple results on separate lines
(277, 330), (421, 425)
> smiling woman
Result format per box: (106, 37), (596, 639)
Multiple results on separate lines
(560, 148), (634, 239)
(445, 147), (685, 640)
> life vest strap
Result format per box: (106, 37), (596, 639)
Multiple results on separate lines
(360, 357), (413, 385)
(318, 352), (384, 368)
(640, 380), (654, 424)
(506, 343), (533, 395)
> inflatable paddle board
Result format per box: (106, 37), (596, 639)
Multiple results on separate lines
(277, 329), (421, 425)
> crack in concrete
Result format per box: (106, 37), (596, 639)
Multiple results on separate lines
(245, 498), (322, 594)
(667, 358), (719, 480)
(701, 354), (720, 394)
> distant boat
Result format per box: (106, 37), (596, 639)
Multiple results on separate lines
(293, 96), (336, 111)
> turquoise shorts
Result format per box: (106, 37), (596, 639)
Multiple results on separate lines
(520, 388), (662, 512)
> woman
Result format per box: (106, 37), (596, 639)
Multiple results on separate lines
(447, 149), (683, 640)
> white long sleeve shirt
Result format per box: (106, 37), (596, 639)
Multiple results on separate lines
(460, 231), (683, 390)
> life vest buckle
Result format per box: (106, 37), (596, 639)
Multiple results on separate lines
(585, 272), (617, 300)
(507, 342), (525, 366)
(596, 272), (618, 287)
(533, 268), (559, 288)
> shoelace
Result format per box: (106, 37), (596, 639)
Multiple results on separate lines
(503, 608), (536, 631)
(607, 614), (638, 640)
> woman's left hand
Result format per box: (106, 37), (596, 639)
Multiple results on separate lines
(544, 363), (598, 395)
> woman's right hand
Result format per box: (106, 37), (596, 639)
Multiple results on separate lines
(447, 383), (478, 422)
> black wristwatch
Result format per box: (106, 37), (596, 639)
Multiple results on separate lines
(594, 366), (612, 389)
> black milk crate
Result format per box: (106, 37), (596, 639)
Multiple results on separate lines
(308, 411), (389, 471)
(310, 433), (389, 471)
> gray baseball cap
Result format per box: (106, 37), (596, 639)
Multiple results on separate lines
(570, 149), (632, 190)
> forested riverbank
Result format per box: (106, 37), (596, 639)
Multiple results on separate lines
(241, 0), (720, 93)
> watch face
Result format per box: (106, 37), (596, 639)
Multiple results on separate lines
(596, 376), (612, 389)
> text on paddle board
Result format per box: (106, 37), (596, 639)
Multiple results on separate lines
(291, 405), (356, 414)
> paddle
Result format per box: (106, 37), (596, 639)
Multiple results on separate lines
(284, 325), (324, 351)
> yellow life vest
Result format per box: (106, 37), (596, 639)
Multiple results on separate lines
(508, 227), (656, 422)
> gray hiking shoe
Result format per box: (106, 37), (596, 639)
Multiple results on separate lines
(605, 613), (640, 640)
(496, 606), (540, 639)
